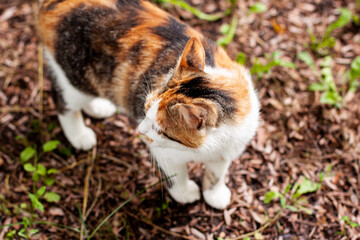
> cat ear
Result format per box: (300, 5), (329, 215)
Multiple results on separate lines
(178, 38), (205, 72)
(172, 103), (205, 130)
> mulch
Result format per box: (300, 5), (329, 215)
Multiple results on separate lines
(0, 0), (359, 239)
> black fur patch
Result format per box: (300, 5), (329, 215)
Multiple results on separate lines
(55, 5), (140, 95)
(151, 16), (189, 46)
(116, 0), (142, 9)
(176, 77), (236, 119)
(128, 40), (144, 66)
(202, 38), (216, 67)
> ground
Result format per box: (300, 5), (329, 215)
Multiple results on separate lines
(0, 0), (360, 239)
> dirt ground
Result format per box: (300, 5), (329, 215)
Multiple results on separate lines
(0, 0), (360, 239)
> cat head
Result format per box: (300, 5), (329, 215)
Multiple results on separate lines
(138, 38), (250, 149)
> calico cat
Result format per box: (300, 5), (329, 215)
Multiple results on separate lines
(37, 0), (260, 209)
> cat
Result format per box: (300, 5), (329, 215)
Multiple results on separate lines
(37, 0), (260, 209)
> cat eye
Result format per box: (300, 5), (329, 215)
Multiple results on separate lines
(151, 124), (182, 144)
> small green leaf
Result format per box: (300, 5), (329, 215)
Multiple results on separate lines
(47, 168), (59, 174)
(20, 202), (27, 209)
(236, 52), (247, 65)
(249, 2), (267, 13)
(350, 56), (360, 79)
(37, 164), (47, 176)
(320, 91), (342, 105)
(20, 146), (36, 163)
(280, 196), (286, 208)
(320, 56), (332, 68)
(297, 204), (313, 215)
(285, 205), (299, 212)
(22, 216), (30, 229)
(44, 192), (61, 203)
(271, 51), (283, 59)
(298, 51), (316, 71)
(326, 164), (332, 174)
(220, 24), (230, 35)
(18, 228), (27, 238)
(273, 59), (296, 68)
(341, 216), (360, 227)
(325, 8), (352, 37)
(32, 172), (39, 181)
(43, 140), (60, 152)
(30, 229), (39, 236)
(264, 191), (282, 204)
(36, 186), (46, 198)
(35, 200), (44, 213)
(29, 193), (36, 205)
(284, 183), (292, 195)
(308, 83), (327, 91)
(44, 177), (55, 186)
(293, 177), (321, 199)
(24, 163), (36, 172)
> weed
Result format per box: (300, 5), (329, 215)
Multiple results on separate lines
(7, 140), (61, 239)
(250, 51), (296, 79)
(154, 0), (225, 21)
(264, 165), (331, 215)
(217, 16), (238, 48)
(236, 52), (247, 65)
(308, 8), (352, 55)
(299, 53), (343, 107)
(348, 56), (360, 92)
(248, 2), (267, 14)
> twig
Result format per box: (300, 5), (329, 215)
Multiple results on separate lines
(58, 159), (89, 173)
(126, 211), (196, 240)
(231, 210), (282, 240)
(85, 170), (102, 219)
(80, 147), (96, 240)
(0, 106), (34, 113)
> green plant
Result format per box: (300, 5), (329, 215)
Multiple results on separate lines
(217, 16), (238, 48)
(348, 56), (360, 92)
(308, 8), (352, 55)
(250, 51), (296, 79)
(264, 165), (331, 215)
(248, 2), (267, 14)
(154, 0), (225, 21)
(236, 52), (247, 65)
(299, 54), (343, 107)
(14, 140), (61, 239)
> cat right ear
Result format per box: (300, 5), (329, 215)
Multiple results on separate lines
(177, 38), (205, 72)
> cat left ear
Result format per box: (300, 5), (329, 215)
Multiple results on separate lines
(178, 38), (205, 72)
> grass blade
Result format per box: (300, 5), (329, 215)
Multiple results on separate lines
(156, 0), (224, 21)
(87, 176), (174, 239)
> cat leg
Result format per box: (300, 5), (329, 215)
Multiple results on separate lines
(202, 160), (232, 209)
(45, 48), (97, 150)
(157, 159), (200, 204)
(58, 110), (97, 150)
(82, 97), (117, 119)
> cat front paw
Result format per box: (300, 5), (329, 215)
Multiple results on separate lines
(68, 127), (97, 150)
(203, 184), (231, 209)
(83, 98), (116, 119)
(168, 180), (200, 204)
